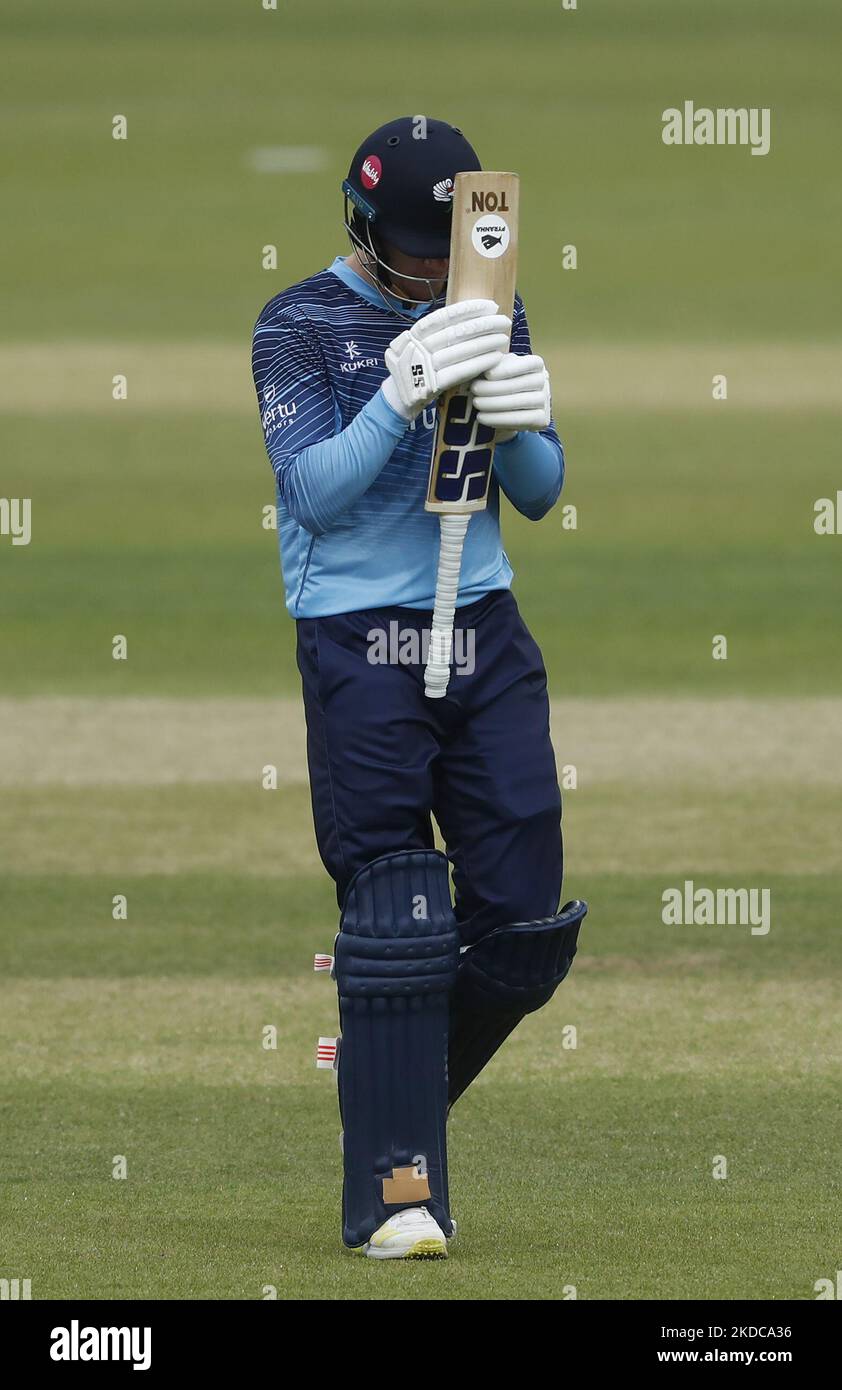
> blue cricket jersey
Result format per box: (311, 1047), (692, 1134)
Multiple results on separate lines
(252, 256), (563, 617)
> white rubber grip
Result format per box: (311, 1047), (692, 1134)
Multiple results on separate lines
(424, 513), (470, 699)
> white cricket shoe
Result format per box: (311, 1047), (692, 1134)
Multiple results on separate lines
(354, 1206), (448, 1260)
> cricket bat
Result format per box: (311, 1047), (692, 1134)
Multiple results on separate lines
(424, 170), (520, 698)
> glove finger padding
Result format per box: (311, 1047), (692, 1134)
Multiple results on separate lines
(472, 369), (547, 398)
(473, 388), (548, 412)
(475, 408), (550, 430)
(422, 313), (512, 356)
(432, 331), (511, 372)
(470, 353), (551, 431)
(481, 352), (545, 381)
(436, 350), (509, 393)
(412, 298), (500, 340)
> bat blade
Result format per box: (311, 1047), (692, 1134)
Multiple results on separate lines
(425, 170), (520, 515)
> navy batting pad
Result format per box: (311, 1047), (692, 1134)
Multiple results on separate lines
(334, 850), (459, 1248)
(448, 898), (587, 1107)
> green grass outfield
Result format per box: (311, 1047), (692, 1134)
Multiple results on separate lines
(2, 0), (841, 1300)
(3, 404), (841, 696)
(1, 701), (840, 1300)
(2, 0), (840, 344)
(1, 851), (840, 1300)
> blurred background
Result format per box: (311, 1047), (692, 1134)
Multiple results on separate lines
(1, 0), (840, 1301)
(2, 0), (840, 693)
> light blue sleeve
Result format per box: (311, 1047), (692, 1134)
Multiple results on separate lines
(490, 295), (565, 520)
(252, 312), (409, 536)
(493, 430), (565, 521)
(283, 390), (409, 536)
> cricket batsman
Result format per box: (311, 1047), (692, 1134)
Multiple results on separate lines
(252, 117), (587, 1260)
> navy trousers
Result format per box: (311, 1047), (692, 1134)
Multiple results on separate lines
(296, 589), (563, 945)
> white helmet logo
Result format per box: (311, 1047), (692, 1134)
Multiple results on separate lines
(432, 178), (454, 203)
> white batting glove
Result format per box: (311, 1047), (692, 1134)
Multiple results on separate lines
(470, 352), (551, 441)
(381, 299), (512, 420)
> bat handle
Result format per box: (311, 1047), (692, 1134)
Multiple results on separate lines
(424, 513), (470, 699)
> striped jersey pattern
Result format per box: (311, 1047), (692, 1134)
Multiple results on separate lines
(251, 256), (561, 617)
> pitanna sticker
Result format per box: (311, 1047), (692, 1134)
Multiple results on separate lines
(471, 214), (510, 259)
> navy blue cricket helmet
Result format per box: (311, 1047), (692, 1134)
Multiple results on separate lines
(342, 116), (481, 302)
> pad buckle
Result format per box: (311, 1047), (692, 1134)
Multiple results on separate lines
(315, 1036), (340, 1070)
